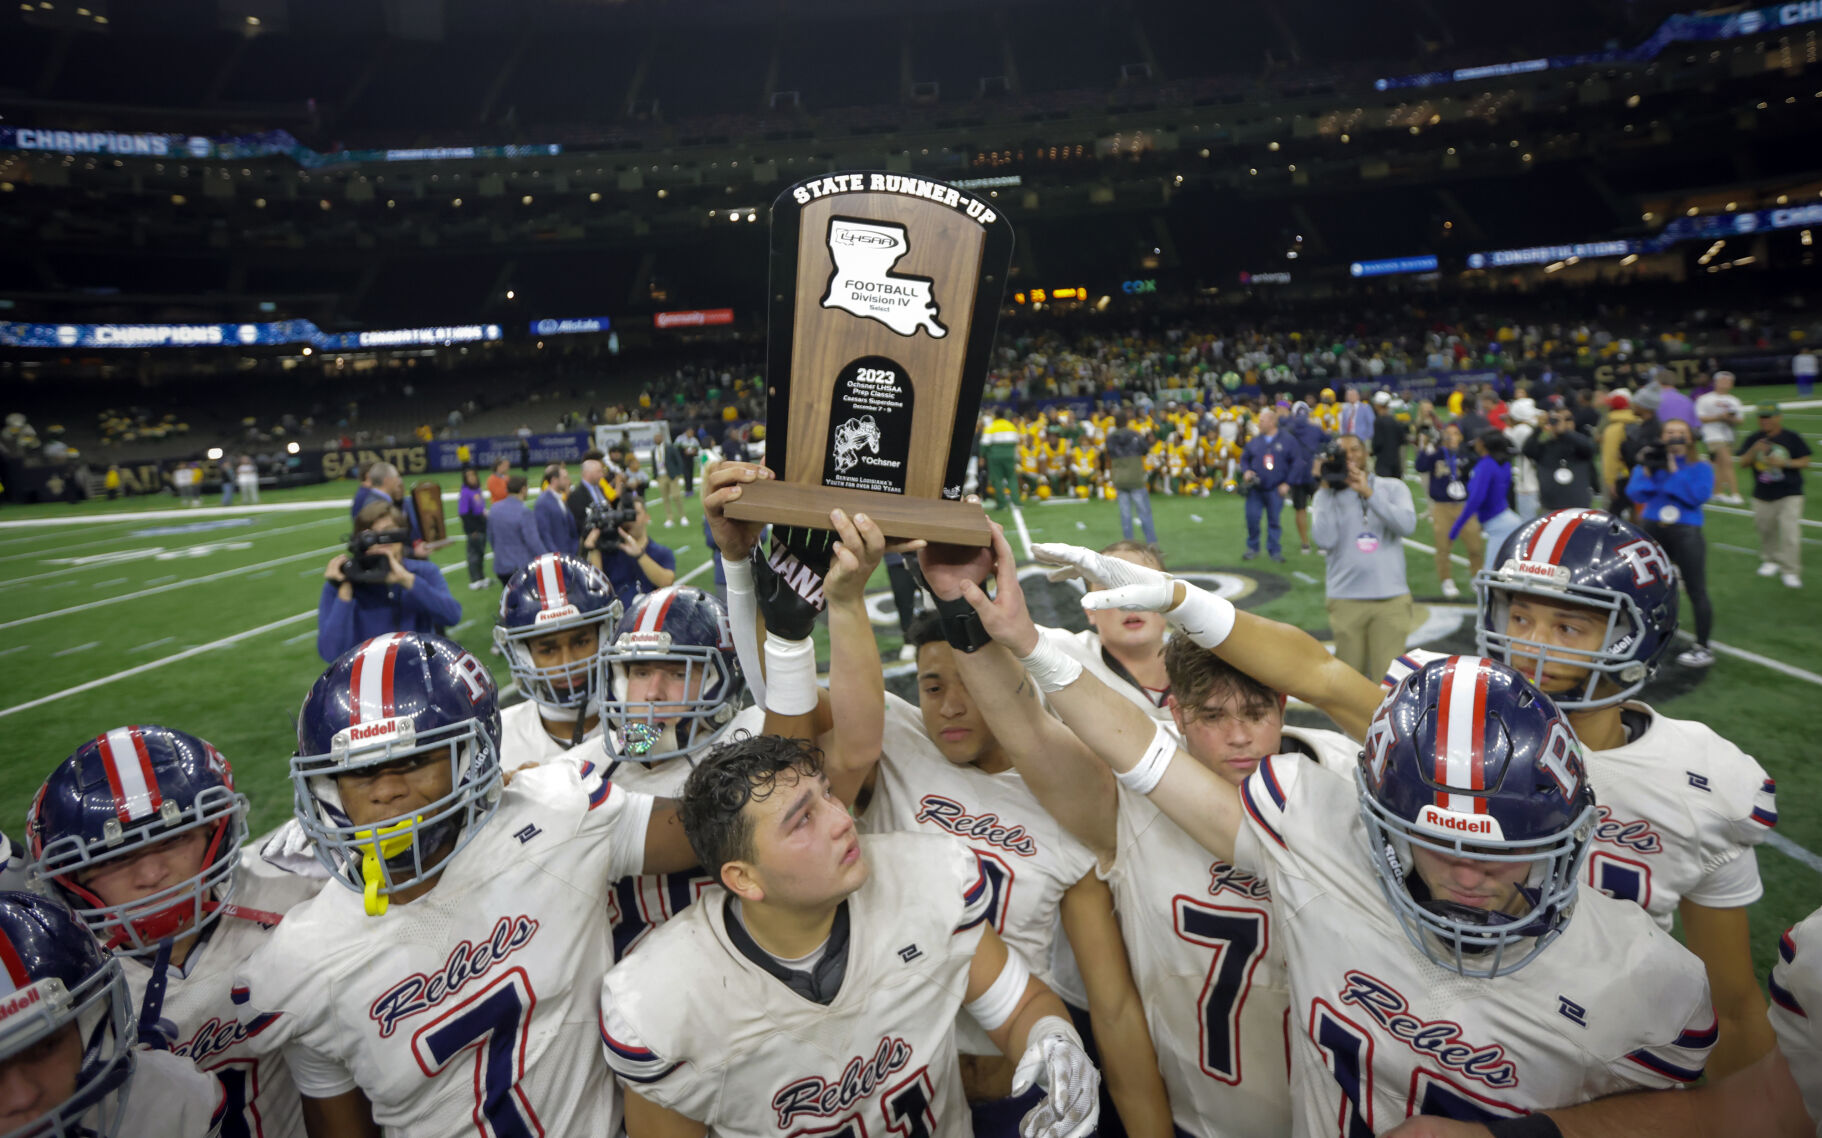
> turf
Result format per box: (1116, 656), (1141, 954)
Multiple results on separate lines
(1, 387), (1817, 987)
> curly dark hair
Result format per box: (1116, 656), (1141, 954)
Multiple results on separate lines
(1163, 636), (1280, 723)
(679, 733), (825, 879)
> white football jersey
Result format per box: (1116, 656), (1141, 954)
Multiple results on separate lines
(860, 694), (1096, 1053)
(1385, 651), (1777, 929)
(1770, 906), (1822, 1135)
(0, 830), (30, 893)
(600, 705), (767, 961)
(1234, 753), (1717, 1134)
(233, 763), (653, 1138)
(499, 699), (599, 770)
(601, 832), (992, 1138)
(122, 855), (323, 1138)
(1103, 727), (1356, 1138)
(131, 1046), (226, 1138)
(1039, 625), (1172, 721)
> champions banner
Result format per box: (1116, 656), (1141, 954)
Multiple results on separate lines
(1375, 2), (1822, 90)
(0, 320), (502, 350)
(0, 125), (561, 169)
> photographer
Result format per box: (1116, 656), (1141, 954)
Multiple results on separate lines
(1415, 419), (1481, 597)
(317, 499), (461, 663)
(584, 496), (676, 608)
(1628, 417), (1717, 667)
(1522, 402), (1598, 512)
(565, 451), (625, 552)
(1311, 433), (1417, 683)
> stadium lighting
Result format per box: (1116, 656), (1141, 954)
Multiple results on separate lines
(656, 189), (667, 199)
(247, 15), (260, 25)
(747, 212), (757, 222)
(286, 441), (300, 455)
(506, 290), (515, 300)
(521, 195), (533, 205)
(207, 448), (223, 460)
(302, 346), (313, 356)
(452, 198), (462, 207)
(1619, 254), (1639, 266)
(728, 211), (739, 222)
(1268, 141), (1280, 151)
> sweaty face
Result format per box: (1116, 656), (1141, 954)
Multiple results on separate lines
(620, 659), (706, 726)
(525, 624), (601, 700)
(1085, 551), (1168, 656)
(334, 748), (456, 828)
(741, 768), (867, 909)
(1499, 595), (1610, 698)
(0, 1023), (82, 1132)
(1171, 692), (1284, 785)
(1408, 845), (1535, 916)
(76, 830), (209, 910)
(916, 642), (998, 767)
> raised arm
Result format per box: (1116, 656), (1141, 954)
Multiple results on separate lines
(1058, 874), (1173, 1138)
(955, 528), (1244, 866)
(820, 509), (889, 807)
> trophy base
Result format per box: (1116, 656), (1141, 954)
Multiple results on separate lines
(724, 481), (992, 547)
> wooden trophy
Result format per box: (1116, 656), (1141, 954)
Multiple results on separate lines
(411, 481), (449, 545)
(723, 171), (1015, 546)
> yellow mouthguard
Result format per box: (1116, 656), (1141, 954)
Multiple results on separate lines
(354, 817), (421, 917)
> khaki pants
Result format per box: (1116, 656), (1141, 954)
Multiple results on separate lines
(1327, 593), (1415, 684)
(657, 473), (685, 524)
(1428, 500), (1484, 581)
(1754, 495), (1804, 576)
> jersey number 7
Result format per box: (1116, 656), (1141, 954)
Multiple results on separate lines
(1173, 898), (1269, 1084)
(411, 967), (542, 1138)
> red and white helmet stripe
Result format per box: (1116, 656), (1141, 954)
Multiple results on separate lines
(633, 586), (680, 633)
(0, 932), (30, 996)
(1434, 657), (1490, 815)
(347, 633), (405, 725)
(1522, 508), (1602, 565)
(96, 726), (164, 824)
(534, 556), (569, 613)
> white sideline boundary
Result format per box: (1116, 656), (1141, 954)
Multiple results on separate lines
(0, 544), (342, 631)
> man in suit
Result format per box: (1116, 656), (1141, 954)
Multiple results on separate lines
(566, 451), (624, 568)
(488, 475), (548, 586)
(535, 462), (579, 555)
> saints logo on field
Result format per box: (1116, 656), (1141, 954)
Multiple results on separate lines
(820, 217), (947, 339)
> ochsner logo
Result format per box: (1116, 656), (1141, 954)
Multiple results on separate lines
(1417, 805), (1505, 840)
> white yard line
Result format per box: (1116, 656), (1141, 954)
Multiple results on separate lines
(1008, 503), (1036, 560)
(51, 641), (99, 657)
(0, 544), (340, 631)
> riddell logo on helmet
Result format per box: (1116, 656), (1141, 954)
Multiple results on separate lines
(0, 986), (41, 1023)
(333, 717), (415, 753)
(533, 604), (579, 625)
(1417, 805), (1506, 840)
(1504, 559), (1571, 587)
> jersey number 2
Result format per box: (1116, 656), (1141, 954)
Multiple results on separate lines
(411, 967), (543, 1138)
(1173, 898), (1269, 1083)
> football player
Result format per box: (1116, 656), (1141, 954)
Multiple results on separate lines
(600, 735), (1102, 1138)
(1384, 904), (1821, 1137)
(493, 553), (624, 766)
(0, 832), (28, 893)
(815, 510), (1168, 1138)
(28, 726), (323, 1138)
(949, 534), (1717, 1132)
(0, 890), (220, 1138)
(232, 631), (703, 1138)
(919, 540), (1357, 1138)
(1171, 507), (1776, 1076)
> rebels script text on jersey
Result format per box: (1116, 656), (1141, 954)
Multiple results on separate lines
(600, 832), (993, 1138)
(231, 762), (652, 1138)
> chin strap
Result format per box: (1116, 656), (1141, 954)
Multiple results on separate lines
(354, 817), (422, 917)
(135, 938), (178, 1050)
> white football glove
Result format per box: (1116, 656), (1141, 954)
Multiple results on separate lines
(256, 819), (331, 879)
(1011, 1016), (1100, 1138)
(1030, 542), (1174, 613)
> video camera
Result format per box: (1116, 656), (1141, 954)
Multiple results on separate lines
(342, 527), (412, 585)
(584, 497), (639, 536)
(1316, 440), (1351, 489)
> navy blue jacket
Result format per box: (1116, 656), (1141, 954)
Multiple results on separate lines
(1241, 430), (1305, 492)
(534, 487), (578, 555)
(1283, 418), (1328, 486)
(317, 559), (461, 663)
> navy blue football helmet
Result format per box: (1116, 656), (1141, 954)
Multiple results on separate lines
(293, 633), (502, 916)
(596, 586), (745, 763)
(0, 891), (138, 1138)
(28, 727), (248, 957)
(493, 553), (623, 712)
(1357, 655), (1597, 978)
(1474, 508), (1679, 709)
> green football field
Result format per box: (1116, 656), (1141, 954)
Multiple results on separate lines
(0, 388), (1818, 988)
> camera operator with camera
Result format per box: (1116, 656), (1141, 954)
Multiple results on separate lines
(316, 498), (462, 662)
(1628, 416), (1718, 668)
(1310, 433), (1416, 683)
(565, 450), (626, 554)
(1521, 401), (1598, 512)
(582, 494), (676, 609)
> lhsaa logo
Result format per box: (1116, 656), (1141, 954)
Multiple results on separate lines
(55, 325), (80, 347)
(236, 324), (260, 345)
(820, 217), (946, 339)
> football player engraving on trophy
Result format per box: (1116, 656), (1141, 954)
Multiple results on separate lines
(723, 171), (1015, 546)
